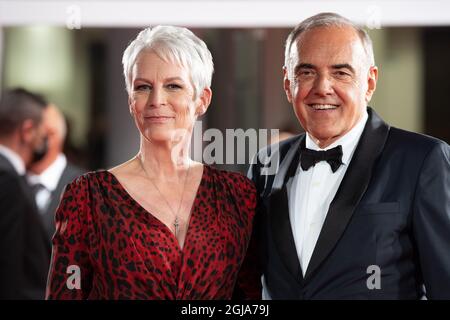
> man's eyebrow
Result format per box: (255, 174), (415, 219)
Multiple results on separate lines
(332, 63), (355, 73)
(294, 63), (315, 74)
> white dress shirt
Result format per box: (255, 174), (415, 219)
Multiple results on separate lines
(28, 154), (67, 214)
(289, 111), (368, 276)
(0, 145), (26, 175)
(262, 111), (368, 300)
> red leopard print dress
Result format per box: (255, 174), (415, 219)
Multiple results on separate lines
(45, 165), (260, 299)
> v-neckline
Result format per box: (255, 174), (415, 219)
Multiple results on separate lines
(104, 164), (207, 253)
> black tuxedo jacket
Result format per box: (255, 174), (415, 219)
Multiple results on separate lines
(0, 153), (50, 299)
(39, 163), (84, 242)
(248, 108), (450, 299)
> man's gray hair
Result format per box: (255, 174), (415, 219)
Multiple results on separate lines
(122, 25), (214, 98)
(284, 12), (375, 72)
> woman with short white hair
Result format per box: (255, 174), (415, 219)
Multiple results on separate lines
(46, 25), (260, 300)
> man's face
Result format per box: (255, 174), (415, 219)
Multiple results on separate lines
(284, 26), (378, 148)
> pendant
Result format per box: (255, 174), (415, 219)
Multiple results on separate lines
(173, 216), (180, 237)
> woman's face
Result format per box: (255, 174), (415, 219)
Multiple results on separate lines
(129, 51), (210, 144)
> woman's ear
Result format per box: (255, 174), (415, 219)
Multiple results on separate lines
(195, 87), (212, 116)
(128, 96), (134, 116)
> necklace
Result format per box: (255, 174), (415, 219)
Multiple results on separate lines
(138, 156), (191, 238)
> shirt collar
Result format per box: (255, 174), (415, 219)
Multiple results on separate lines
(28, 154), (67, 191)
(305, 110), (368, 166)
(0, 144), (26, 175)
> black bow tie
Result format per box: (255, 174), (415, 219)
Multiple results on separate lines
(300, 145), (343, 173)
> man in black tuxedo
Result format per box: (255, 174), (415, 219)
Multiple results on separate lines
(249, 13), (450, 299)
(28, 104), (85, 243)
(0, 88), (51, 299)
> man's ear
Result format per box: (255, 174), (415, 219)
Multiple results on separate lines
(195, 87), (212, 116)
(365, 66), (378, 103)
(283, 66), (293, 103)
(19, 119), (37, 144)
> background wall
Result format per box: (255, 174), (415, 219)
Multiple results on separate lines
(1, 1), (449, 171)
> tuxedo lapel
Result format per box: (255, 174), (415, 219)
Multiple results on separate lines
(46, 165), (69, 217)
(0, 152), (48, 242)
(268, 135), (304, 282)
(304, 108), (390, 281)
(0, 153), (16, 173)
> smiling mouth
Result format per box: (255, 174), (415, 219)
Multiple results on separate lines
(144, 116), (175, 123)
(145, 116), (174, 119)
(308, 104), (339, 110)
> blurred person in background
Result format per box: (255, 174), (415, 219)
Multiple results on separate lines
(0, 88), (51, 299)
(46, 25), (260, 299)
(28, 103), (85, 243)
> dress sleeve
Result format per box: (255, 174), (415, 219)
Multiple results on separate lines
(230, 174), (262, 300)
(46, 176), (93, 299)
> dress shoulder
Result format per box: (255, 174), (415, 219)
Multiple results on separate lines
(207, 165), (257, 212)
(69, 170), (104, 185)
(57, 170), (111, 222)
(64, 170), (109, 195)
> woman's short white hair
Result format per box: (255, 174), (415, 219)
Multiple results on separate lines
(122, 25), (214, 98)
(284, 12), (375, 73)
